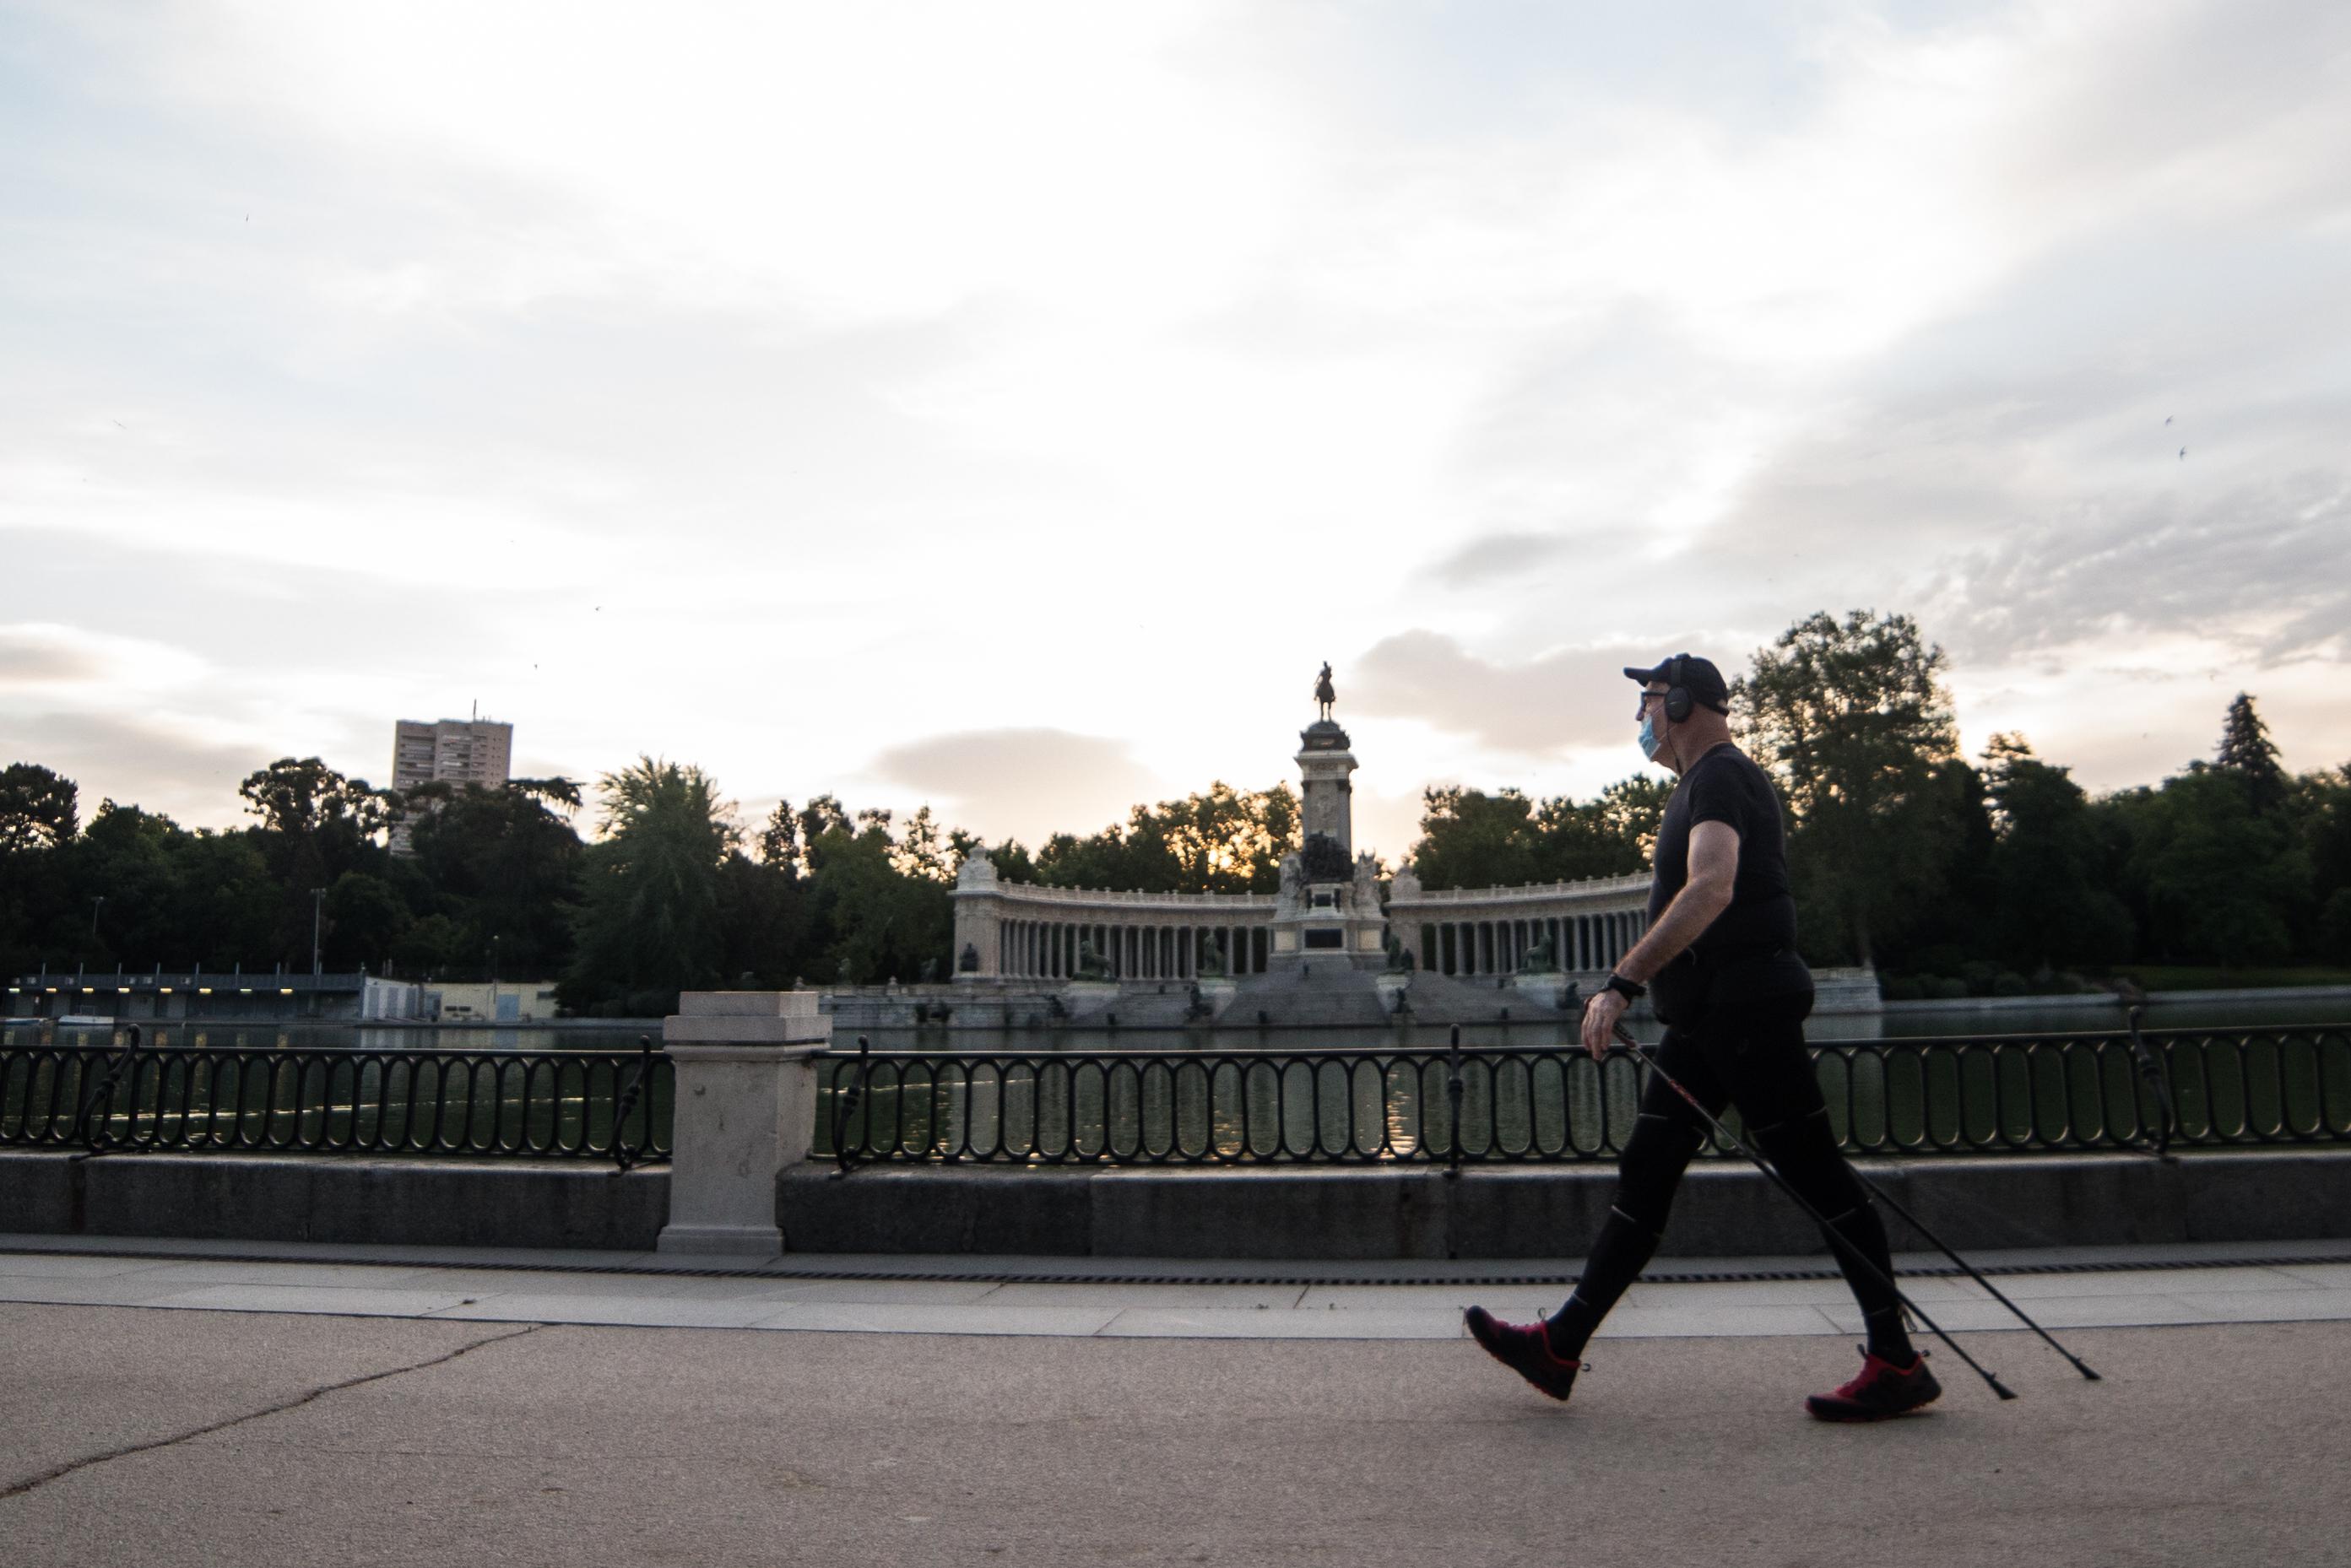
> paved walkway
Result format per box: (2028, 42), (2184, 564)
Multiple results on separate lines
(6, 1233), (2351, 1339)
(6, 1295), (2348, 1566)
(12, 1236), (2351, 1565)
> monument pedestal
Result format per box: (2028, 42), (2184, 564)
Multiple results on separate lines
(1512, 972), (1575, 1010)
(1189, 976), (1239, 1018)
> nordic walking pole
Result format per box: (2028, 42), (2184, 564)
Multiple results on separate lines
(1842, 1168), (2101, 1381)
(1609, 1025), (2016, 1402)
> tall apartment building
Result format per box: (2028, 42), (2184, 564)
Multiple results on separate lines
(389, 716), (513, 853)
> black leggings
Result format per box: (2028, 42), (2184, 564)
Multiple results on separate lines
(1547, 996), (1912, 1363)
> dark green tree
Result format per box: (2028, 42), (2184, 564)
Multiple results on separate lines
(237, 757), (395, 965)
(164, 830), (279, 970)
(562, 759), (738, 1014)
(715, 849), (814, 987)
(987, 839), (1038, 882)
(2107, 765), (2305, 967)
(1736, 610), (1961, 965)
(892, 804), (954, 883)
(2214, 693), (2289, 814)
(407, 783), (584, 977)
(72, 800), (184, 967)
(1529, 775), (1671, 881)
(795, 794), (851, 870)
(0, 763), (79, 852)
(2296, 765), (2351, 962)
(1410, 787), (1541, 889)
(239, 757), (392, 841)
(1978, 735), (2132, 973)
(392, 913), (467, 976)
(1410, 776), (1668, 890)
(322, 871), (410, 971)
(1034, 784), (1302, 895)
(803, 821), (952, 984)
(755, 801), (799, 871)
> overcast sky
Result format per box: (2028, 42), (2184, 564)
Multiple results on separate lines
(4, 0), (2347, 862)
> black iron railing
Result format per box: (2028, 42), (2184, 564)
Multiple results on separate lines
(0, 1030), (673, 1162)
(815, 1025), (2351, 1166)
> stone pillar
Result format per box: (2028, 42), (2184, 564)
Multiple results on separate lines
(658, 991), (827, 1257)
(950, 855), (1004, 980)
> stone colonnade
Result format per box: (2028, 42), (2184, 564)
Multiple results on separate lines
(1412, 908), (1645, 977)
(951, 854), (1281, 982)
(993, 916), (1271, 981)
(1384, 872), (1653, 979)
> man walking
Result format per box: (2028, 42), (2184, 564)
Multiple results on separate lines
(1465, 654), (1939, 1421)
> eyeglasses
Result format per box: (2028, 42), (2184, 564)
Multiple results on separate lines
(1634, 688), (1668, 717)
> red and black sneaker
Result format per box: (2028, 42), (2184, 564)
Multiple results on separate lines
(1465, 1306), (1583, 1402)
(1806, 1347), (1941, 1422)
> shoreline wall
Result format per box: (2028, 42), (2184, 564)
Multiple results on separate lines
(777, 1151), (2351, 1260)
(7, 1147), (2346, 1261)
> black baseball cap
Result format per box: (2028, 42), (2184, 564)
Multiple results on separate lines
(1622, 653), (1731, 714)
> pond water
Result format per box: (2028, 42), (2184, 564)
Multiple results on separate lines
(9, 1005), (2345, 1161)
(6, 991), (2348, 1057)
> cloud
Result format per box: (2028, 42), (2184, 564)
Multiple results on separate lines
(1936, 471), (2351, 665)
(3, 710), (273, 827)
(0, 625), (106, 687)
(867, 728), (1165, 847)
(1351, 631), (1666, 753)
(0, 622), (209, 694)
(1426, 532), (1571, 588)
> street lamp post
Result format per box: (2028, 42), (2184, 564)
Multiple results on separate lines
(89, 895), (105, 936)
(311, 888), (327, 976)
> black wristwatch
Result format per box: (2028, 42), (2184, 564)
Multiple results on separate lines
(1602, 972), (1646, 1002)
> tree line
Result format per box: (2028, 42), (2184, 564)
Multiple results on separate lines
(0, 753), (1313, 1017)
(4, 608), (2346, 1012)
(1372, 611), (2351, 994)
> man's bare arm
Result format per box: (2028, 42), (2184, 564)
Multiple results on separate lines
(1614, 819), (1740, 984)
(1578, 819), (1742, 1059)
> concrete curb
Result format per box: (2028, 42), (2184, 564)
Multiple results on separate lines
(779, 1149), (2351, 1260)
(0, 1149), (669, 1251)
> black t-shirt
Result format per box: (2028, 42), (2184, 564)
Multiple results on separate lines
(1646, 743), (1801, 1005)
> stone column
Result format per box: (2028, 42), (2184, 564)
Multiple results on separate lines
(658, 990), (827, 1257)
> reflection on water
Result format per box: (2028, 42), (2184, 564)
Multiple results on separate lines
(821, 1009), (2351, 1164)
(0, 1022), (653, 1053)
(12, 1003), (2343, 1165)
(7, 993), (2343, 1057)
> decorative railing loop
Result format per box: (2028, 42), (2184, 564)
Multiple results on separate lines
(811, 1025), (2351, 1166)
(831, 1034), (873, 1177)
(3, 1040), (674, 1161)
(608, 1034), (659, 1173)
(73, 1025), (146, 1154)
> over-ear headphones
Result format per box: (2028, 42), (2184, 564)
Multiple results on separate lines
(1664, 653), (1694, 723)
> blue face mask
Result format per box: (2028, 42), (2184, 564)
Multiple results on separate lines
(1639, 711), (1665, 762)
